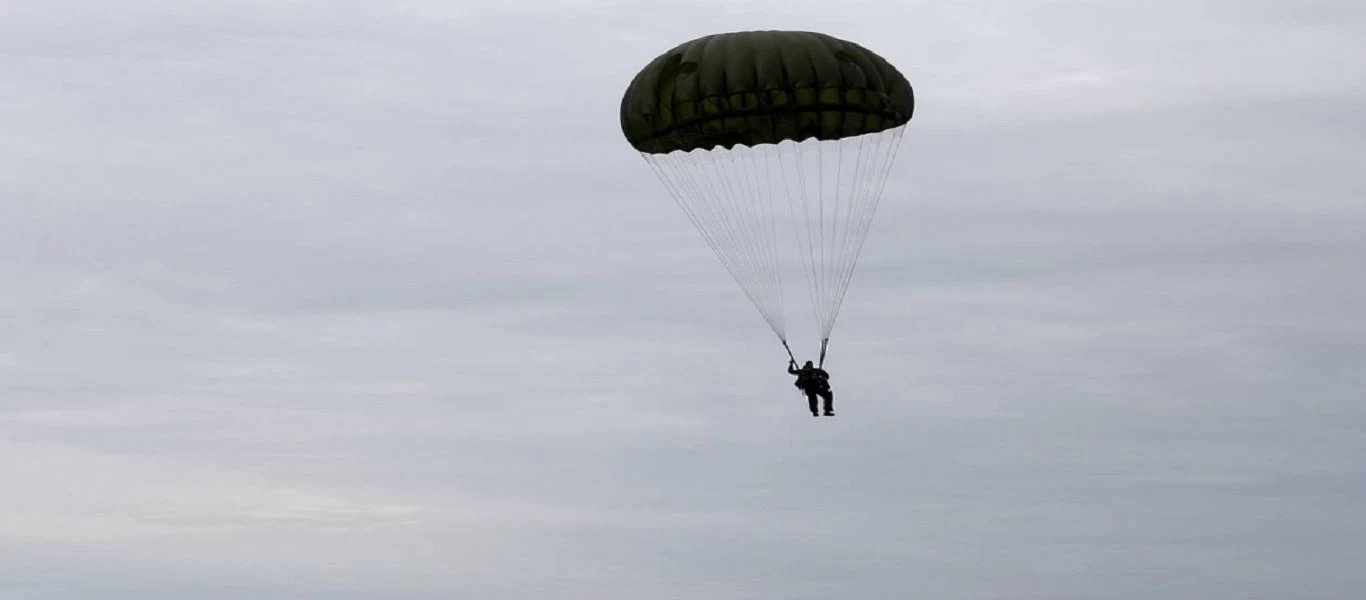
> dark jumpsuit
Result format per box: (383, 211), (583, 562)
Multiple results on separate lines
(789, 363), (834, 415)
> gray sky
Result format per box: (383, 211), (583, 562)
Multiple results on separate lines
(3, 0), (1364, 598)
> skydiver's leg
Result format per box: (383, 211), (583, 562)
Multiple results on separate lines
(806, 392), (819, 416)
(821, 389), (834, 415)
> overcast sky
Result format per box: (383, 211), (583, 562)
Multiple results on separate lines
(3, 1), (1364, 598)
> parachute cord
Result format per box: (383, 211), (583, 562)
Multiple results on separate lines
(642, 152), (785, 340)
(827, 134), (872, 337)
(789, 140), (824, 332)
(760, 146), (785, 331)
(818, 337), (829, 368)
(825, 127), (907, 337)
(782, 339), (797, 365)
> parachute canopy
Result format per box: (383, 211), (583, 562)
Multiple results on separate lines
(620, 30), (914, 154)
(621, 31), (914, 365)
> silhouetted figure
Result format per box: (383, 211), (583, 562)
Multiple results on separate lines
(788, 359), (834, 417)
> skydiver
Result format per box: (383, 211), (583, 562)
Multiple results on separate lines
(788, 359), (834, 417)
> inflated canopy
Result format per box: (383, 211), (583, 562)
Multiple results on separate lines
(620, 30), (915, 155)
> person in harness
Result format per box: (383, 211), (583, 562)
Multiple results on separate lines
(788, 359), (834, 417)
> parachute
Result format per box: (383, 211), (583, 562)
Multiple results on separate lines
(620, 30), (914, 365)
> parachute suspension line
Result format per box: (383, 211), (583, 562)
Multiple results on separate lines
(739, 145), (783, 335)
(759, 126), (907, 363)
(818, 337), (830, 368)
(641, 151), (786, 340)
(726, 146), (782, 333)
(772, 137), (835, 353)
(789, 139), (825, 335)
(822, 133), (875, 338)
(697, 148), (774, 327)
(776, 142), (813, 337)
(641, 153), (746, 305)
(759, 145), (785, 331)
(823, 136), (849, 338)
(642, 154), (722, 267)
(825, 126), (908, 336)
(827, 134), (868, 338)
(687, 151), (756, 298)
(640, 127), (905, 361)
(782, 338), (797, 364)
(712, 151), (763, 297)
(822, 135), (849, 339)
(699, 147), (786, 339)
(702, 147), (785, 339)
(740, 146), (786, 339)
(817, 138), (828, 341)
(804, 135), (859, 355)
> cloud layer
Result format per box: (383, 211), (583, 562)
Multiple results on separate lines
(3, 1), (1363, 598)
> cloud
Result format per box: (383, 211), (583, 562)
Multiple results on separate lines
(1, 0), (1363, 598)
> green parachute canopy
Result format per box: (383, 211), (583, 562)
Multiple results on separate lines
(620, 30), (915, 155)
(621, 30), (915, 366)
